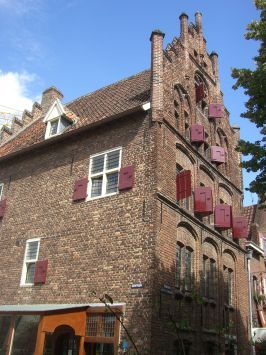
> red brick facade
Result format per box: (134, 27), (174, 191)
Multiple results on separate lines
(0, 12), (250, 355)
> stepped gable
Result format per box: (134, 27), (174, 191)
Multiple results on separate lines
(0, 69), (151, 158)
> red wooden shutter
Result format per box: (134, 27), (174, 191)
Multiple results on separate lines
(176, 170), (192, 201)
(208, 103), (223, 119)
(119, 166), (134, 191)
(72, 177), (88, 201)
(211, 146), (226, 164)
(194, 187), (213, 215)
(195, 84), (205, 103)
(34, 260), (48, 284)
(0, 199), (7, 218)
(232, 217), (248, 239)
(214, 204), (232, 229)
(190, 124), (205, 143)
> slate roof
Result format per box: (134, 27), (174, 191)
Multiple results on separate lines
(0, 69), (151, 159)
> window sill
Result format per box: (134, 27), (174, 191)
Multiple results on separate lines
(20, 283), (34, 288)
(87, 192), (119, 202)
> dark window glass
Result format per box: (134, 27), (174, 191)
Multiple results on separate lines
(0, 316), (12, 354)
(85, 343), (114, 355)
(106, 173), (118, 194)
(86, 314), (115, 338)
(91, 155), (105, 174)
(25, 263), (36, 284)
(185, 249), (193, 291)
(176, 244), (182, 288)
(11, 315), (40, 355)
(49, 120), (58, 136)
(228, 270), (233, 305)
(91, 177), (103, 197)
(202, 256), (208, 297)
(209, 260), (216, 298)
(106, 151), (120, 170)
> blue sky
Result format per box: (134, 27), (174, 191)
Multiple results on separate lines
(0, 0), (261, 206)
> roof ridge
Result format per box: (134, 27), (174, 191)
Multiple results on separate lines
(66, 69), (150, 106)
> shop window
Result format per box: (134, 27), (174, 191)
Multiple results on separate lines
(86, 313), (116, 338)
(0, 316), (12, 353)
(11, 315), (40, 354)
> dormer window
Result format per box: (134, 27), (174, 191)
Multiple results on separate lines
(49, 119), (59, 136)
(44, 98), (75, 139)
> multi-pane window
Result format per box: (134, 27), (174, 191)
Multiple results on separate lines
(176, 243), (182, 288)
(209, 259), (216, 298)
(224, 266), (233, 306)
(202, 257), (216, 299)
(89, 148), (121, 199)
(0, 183), (3, 200)
(21, 239), (40, 285)
(185, 248), (193, 291)
(202, 256), (208, 297)
(175, 244), (194, 291)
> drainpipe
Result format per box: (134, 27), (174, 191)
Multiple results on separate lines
(247, 248), (256, 354)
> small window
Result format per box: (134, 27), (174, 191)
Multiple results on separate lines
(0, 183), (3, 200)
(21, 239), (40, 286)
(49, 119), (59, 136)
(89, 148), (122, 199)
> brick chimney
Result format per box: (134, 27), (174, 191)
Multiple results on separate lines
(210, 51), (221, 96)
(150, 29), (165, 122)
(179, 13), (189, 43)
(195, 11), (203, 36)
(41, 86), (63, 114)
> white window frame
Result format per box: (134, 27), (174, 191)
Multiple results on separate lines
(0, 183), (3, 200)
(88, 147), (122, 200)
(45, 117), (61, 139)
(20, 238), (40, 287)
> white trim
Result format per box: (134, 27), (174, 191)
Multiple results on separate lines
(20, 238), (40, 287)
(246, 241), (264, 256)
(45, 117), (60, 140)
(0, 183), (3, 200)
(87, 147), (122, 201)
(43, 98), (65, 123)
(142, 102), (151, 111)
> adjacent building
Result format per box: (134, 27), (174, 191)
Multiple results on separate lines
(0, 12), (251, 355)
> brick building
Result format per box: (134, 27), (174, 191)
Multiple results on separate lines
(243, 204), (266, 353)
(0, 12), (250, 355)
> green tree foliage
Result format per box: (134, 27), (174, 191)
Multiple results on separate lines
(232, 0), (266, 203)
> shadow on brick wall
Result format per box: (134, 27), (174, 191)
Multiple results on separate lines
(121, 258), (250, 355)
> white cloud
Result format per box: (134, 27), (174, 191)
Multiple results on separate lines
(0, 70), (37, 126)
